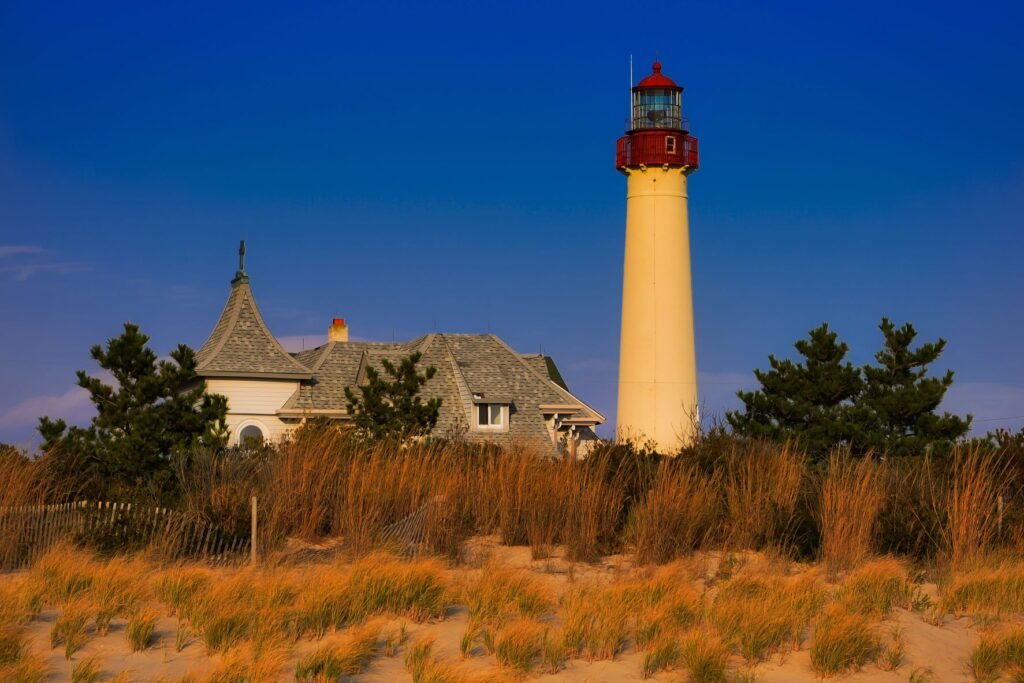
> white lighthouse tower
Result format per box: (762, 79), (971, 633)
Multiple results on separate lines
(615, 61), (700, 453)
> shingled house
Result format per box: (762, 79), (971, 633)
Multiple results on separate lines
(195, 264), (603, 454)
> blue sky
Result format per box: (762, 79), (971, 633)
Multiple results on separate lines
(2, 0), (1023, 446)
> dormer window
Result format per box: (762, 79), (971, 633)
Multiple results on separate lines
(474, 398), (509, 431)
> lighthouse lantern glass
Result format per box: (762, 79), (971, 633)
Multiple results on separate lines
(632, 88), (682, 131)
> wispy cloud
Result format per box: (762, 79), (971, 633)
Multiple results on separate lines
(0, 386), (94, 430)
(0, 245), (45, 258)
(0, 262), (88, 281)
(0, 244), (87, 281)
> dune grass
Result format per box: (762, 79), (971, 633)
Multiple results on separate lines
(50, 596), (93, 659)
(126, 607), (159, 651)
(156, 551), (450, 653)
(70, 654), (103, 683)
(294, 554), (449, 639)
(0, 624), (24, 666)
(680, 631), (730, 683)
(941, 565), (1024, 617)
(492, 618), (547, 673)
(561, 583), (632, 661)
(710, 574), (824, 663)
(0, 647), (48, 683)
(92, 557), (150, 635)
(295, 622), (381, 681)
(641, 636), (681, 678)
(724, 441), (803, 551)
(809, 605), (880, 675)
(820, 452), (885, 578)
(3, 434), (1024, 682)
(835, 558), (913, 619)
(0, 449), (52, 565)
(30, 545), (96, 606)
(155, 566), (211, 617)
(876, 624), (906, 671)
(945, 446), (1011, 570)
(203, 644), (290, 683)
(969, 627), (1024, 683)
(403, 635), (437, 682)
(631, 463), (720, 565)
(463, 565), (551, 627)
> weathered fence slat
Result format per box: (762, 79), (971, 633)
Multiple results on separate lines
(0, 499), (252, 572)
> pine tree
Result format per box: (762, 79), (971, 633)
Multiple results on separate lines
(38, 323), (228, 502)
(344, 351), (442, 441)
(858, 318), (971, 456)
(726, 323), (863, 458)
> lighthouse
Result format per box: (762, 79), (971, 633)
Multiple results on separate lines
(615, 61), (700, 452)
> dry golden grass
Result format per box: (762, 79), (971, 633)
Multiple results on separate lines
(724, 441), (803, 550)
(70, 653), (103, 683)
(93, 556), (150, 635)
(710, 574), (825, 663)
(809, 604), (880, 676)
(257, 433), (492, 558)
(463, 565), (551, 628)
(968, 626), (1024, 683)
(295, 621), (382, 681)
(493, 618), (547, 672)
(0, 450), (49, 561)
(835, 558), (913, 619)
(941, 564), (1024, 616)
(29, 544), (97, 606)
(679, 630), (731, 683)
(3, 536), (1024, 682)
(293, 553), (449, 639)
(405, 632), (514, 683)
(170, 430), (1024, 573)
(631, 463), (719, 565)
(0, 646), (48, 683)
(126, 607), (159, 651)
(158, 551), (449, 652)
(202, 644), (290, 683)
(0, 577), (38, 627)
(945, 446), (1012, 570)
(628, 562), (703, 649)
(155, 566), (212, 616)
(5, 435), (1024, 682)
(561, 582), (633, 661)
(820, 452), (884, 578)
(50, 596), (93, 659)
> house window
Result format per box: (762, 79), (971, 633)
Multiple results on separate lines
(238, 423), (265, 446)
(665, 136), (677, 154)
(476, 404), (507, 430)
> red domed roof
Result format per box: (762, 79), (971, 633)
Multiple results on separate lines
(634, 60), (681, 90)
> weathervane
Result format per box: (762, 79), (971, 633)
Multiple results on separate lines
(232, 239), (249, 284)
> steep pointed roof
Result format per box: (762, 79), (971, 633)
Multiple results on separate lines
(196, 277), (312, 379)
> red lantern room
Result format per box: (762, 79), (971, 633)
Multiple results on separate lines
(616, 61), (699, 171)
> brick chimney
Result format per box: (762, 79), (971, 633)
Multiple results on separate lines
(328, 318), (349, 342)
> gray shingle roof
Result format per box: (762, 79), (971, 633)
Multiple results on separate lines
(196, 279), (312, 379)
(199, 275), (603, 447)
(279, 333), (602, 446)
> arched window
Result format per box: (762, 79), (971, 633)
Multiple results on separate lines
(238, 423), (265, 447)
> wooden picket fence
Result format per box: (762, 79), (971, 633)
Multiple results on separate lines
(0, 501), (251, 572)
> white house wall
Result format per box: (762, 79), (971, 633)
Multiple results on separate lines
(205, 378), (299, 445)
